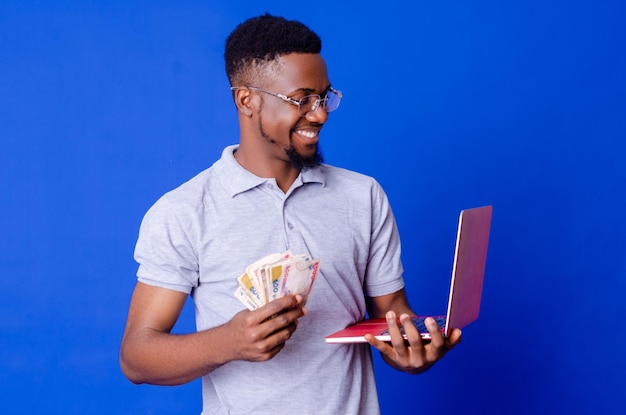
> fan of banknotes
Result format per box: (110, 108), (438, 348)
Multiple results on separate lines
(234, 250), (321, 311)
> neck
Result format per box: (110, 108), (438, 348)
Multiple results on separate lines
(234, 145), (300, 193)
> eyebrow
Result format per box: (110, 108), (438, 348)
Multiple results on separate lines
(288, 85), (332, 96)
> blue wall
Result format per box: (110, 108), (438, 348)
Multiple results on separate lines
(1, 1), (625, 413)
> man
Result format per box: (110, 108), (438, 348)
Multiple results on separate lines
(120, 14), (461, 414)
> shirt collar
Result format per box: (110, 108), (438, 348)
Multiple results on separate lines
(216, 145), (326, 198)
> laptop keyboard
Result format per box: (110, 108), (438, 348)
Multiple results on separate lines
(380, 316), (447, 335)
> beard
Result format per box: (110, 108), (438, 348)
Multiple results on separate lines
(285, 144), (324, 170)
(258, 108), (324, 170)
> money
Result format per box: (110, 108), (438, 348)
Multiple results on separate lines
(234, 250), (320, 310)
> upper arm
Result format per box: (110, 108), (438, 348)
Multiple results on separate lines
(120, 282), (194, 384)
(366, 288), (415, 318)
(122, 281), (188, 338)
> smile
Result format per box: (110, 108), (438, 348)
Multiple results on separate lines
(294, 128), (320, 141)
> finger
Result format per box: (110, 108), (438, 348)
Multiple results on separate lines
(255, 294), (303, 323)
(425, 318), (457, 364)
(249, 334), (289, 362)
(260, 305), (306, 339)
(424, 317), (445, 349)
(266, 319), (298, 344)
(385, 311), (409, 355)
(247, 318), (299, 361)
(399, 313), (423, 348)
(445, 328), (462, 349)
(364, 333), (393, 354)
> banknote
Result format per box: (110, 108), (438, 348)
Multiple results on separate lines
(234, 285), (260, 311)
(264, 263), (284, 302)
(234, 250), (320, 310)
(279, 255), (320, 301)
(246, 251), (292, 304)
(237, 272), (264, 308)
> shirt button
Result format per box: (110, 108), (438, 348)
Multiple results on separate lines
(287, 222), (294, 230)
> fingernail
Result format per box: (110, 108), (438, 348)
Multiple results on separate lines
(386, 311), (395, 320)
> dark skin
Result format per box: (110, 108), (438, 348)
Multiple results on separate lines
(120, 52), (461, 385)
(120, 282), (306, 385)
(231, 54), (330, 192)
(366, 290), (462, 374)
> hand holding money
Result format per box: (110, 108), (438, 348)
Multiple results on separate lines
(224, 293), (306, 362)
(234, 250), (320, 310)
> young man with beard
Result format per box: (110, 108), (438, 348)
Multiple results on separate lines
(120, 14), (462, 415)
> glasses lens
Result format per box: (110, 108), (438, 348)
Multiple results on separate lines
(298, 95), (318, 115)
(297, 90), (342, 115)
(324, 90), (341, 112)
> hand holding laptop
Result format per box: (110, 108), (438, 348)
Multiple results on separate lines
(325, 205), (492, 373)
(364, 310), (463, 375)
(325, 205), (492, 342)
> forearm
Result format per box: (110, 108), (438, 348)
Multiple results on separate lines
(120, 323), (234, 386)
(366, 289), (415, 318)
(120, 292), (305, 386)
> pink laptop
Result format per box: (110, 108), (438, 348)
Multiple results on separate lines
(325, 205), (492, 343)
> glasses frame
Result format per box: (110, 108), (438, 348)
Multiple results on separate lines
(230, 86), (342, 116)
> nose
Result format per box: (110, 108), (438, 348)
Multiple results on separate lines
(304, 102), (329, 124)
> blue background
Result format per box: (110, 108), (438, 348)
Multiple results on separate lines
(1, 1), (625, 413)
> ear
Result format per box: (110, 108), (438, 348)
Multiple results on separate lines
(232, 87), (255, 117)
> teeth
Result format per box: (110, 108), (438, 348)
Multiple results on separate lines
(297, 130), (318, 138)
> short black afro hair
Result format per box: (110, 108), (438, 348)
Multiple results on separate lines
(225, 14), (322, 86)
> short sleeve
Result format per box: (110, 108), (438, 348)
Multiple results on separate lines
(363, 181), (405, 297)
(134, 195), (199, 294)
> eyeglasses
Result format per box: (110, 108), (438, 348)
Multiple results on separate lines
(230, 86), (342, 116)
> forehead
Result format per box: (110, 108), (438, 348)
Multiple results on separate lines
(263, 53), (330, 93)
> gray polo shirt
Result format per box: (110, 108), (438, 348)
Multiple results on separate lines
(135, 145), (405, 415)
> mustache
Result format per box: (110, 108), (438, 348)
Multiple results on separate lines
(294, 121), (324, 129)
